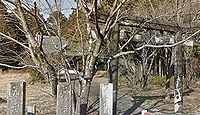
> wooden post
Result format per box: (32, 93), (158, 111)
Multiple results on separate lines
(7, 81), (26, 115)
(56, 83), (72, 115)
(100, 83), (113, 115)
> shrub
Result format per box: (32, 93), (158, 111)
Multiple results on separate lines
(29, 68), (45, 83)
(118, 75), (129, 86)
(148, 76), (166, 86)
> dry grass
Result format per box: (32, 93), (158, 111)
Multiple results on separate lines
(0, 70), (55, 115)
(0, 69), (30, 78)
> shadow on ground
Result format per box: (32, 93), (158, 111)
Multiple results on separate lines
(118, 88), (194, 115)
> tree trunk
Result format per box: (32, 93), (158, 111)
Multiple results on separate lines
(108, 23), (119, 115)
(15, 0), (58, 97)
(48, 65), (58, 97)
(165, 74), (171, 103)
(165, 48), (173, 103)
(79, 37), (102, 115)
(174, 44), (184, 113)
(156, 54), (159, 76)
(141, 48), (148, 90)
(80, 79), (91, 115)
(174, 0), (184, 112)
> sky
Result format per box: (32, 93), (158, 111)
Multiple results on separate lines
(36, 0), (77, 19)
(4, 0), (76, 20)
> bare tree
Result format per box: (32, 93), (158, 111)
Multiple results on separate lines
(1, 0), (200, 114)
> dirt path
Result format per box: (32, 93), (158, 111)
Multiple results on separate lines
(0, 71), (200, 115)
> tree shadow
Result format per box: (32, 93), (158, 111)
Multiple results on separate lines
(87, 98), (99, 114)
(183, 88), (194, 96)
(122, 95), (164, 115)
(85, 88), (194, 115)
(121, 88), (194, 115)
(0, 98), (6, 104)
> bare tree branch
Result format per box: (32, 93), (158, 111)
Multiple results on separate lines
(0, 62), (36, 69)
(0, 32), (30, 50)
(114, 29), (200, 58)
